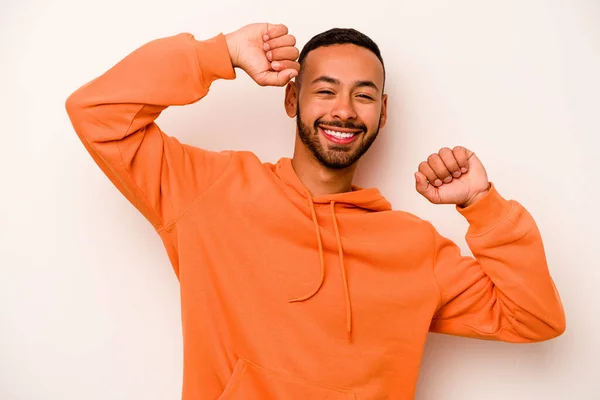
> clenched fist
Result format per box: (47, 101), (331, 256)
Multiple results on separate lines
(414, 146), (491, 207)
(225, 23), (300, 87)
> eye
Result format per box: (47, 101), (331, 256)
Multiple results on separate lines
(357, 94), (375, 100)
(317, 90), (334, 95)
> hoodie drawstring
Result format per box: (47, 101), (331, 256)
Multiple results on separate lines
(330, 201), (352, 343)
(288, 191), (326, 302)
(289, 190), (353, 343)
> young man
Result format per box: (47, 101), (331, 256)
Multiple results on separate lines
(66, 22), (565, 400)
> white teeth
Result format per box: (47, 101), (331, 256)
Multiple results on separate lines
(323, 129), (356, 139)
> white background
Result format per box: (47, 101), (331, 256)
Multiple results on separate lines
(1, 0), (599, 398)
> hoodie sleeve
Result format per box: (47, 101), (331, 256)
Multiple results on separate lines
(428, 183), (566, 342)
(65, 32), (236, 230)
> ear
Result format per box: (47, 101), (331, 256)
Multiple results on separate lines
(379, 94), (388, 128)
(284, 81), (298, 118)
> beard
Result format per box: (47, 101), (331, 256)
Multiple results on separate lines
(296, 107), (381, 170)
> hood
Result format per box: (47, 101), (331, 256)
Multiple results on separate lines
(275, 157), (392, 212)
(274, 158), (392, 343)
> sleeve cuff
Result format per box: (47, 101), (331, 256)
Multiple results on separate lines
(193, 33), (236, 88)
(456, 182), (513, 235)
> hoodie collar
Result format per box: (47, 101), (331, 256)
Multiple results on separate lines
(274, 157), (392, 212)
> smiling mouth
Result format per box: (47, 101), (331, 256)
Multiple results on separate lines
(319, 126), (362, 144)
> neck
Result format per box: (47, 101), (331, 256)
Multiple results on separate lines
(291, 139), (358, 197)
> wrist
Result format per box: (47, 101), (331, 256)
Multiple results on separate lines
(459, 184), (491, 208)
(224, 33), (240, 69)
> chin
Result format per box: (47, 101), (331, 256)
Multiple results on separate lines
(315, 152), (359, 170)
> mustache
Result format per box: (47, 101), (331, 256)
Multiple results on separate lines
(314, 119), (367, 132)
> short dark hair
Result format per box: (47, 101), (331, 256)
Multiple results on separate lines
(297, 27), (386, 90)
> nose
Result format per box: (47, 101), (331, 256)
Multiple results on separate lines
(331, 95), (357, 121)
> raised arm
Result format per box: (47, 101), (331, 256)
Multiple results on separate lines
(428, 185), (565, 342)
(65, 32), (236, 229)
(65, 23), (300, 230)
(414, 146), (565, 342)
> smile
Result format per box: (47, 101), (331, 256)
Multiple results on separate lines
(319, 126), (362, 145)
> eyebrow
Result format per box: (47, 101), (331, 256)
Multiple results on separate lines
(311, 75), (380, 92)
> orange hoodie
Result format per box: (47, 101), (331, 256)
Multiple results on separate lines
(65, 32), (566, 399)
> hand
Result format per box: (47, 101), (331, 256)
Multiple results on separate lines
(225, 23), (300, 87)
(414, 146), (491, 207)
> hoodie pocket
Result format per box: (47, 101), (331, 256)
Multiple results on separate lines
(219, 357), (357, 400)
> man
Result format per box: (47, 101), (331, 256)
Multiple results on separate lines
(65, 22), (565, 399)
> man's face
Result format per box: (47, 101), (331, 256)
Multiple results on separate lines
(287, 44), (387, 169)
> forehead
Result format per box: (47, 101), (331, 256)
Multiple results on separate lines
(301, 44), (384, 88)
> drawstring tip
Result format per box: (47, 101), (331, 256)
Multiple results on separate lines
(347, 331), (352, 344)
